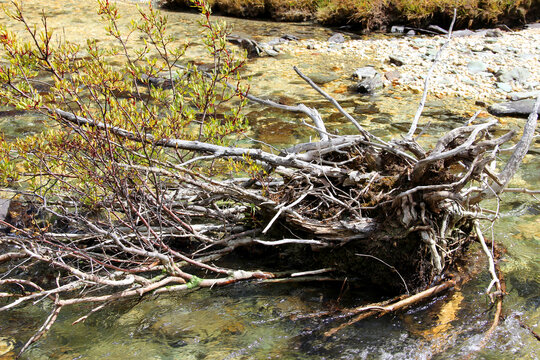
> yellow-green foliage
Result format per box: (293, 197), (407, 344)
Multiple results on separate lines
(0, 0), (250, 208)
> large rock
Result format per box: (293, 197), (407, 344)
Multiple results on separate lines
(488, 99), (537, 117)
(350, 67), (382, 94)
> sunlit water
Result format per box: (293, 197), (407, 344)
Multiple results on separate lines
(0, 1), (538, 359)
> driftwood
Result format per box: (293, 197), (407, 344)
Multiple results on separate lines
(1, 4), (539, 357)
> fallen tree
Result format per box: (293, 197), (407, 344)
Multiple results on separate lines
(0, 1), (538, 356)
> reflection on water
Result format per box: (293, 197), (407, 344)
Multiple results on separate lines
(0, 0), (538, 359)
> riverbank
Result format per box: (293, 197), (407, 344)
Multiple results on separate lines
(266, 25), (540, 104)
(159, 0), (539, 30)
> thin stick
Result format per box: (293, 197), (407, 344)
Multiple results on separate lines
(474, 221), (501, 298)
(292, 66), (371, 140)
(472, 95), (540, 204)
(18, 304), (62, 356)
(406, 9), (457, 139)
(356, 253), (409, 294)
(324, 279), (457, 337)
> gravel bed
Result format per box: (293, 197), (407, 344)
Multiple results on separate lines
(276, 27), (540, 102)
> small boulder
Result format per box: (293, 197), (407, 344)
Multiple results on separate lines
(488, 99), (537, 117)
(227, 35), (263, 57)
(452, 29), (474, 37)
(328, 33), (345, 43)
(352, 67), (378, 80)
(350, 74), (383, 94)
(389, 55), (405, 66)
(496, 82), (513, 92)
(484, 29), (503, 37)
(259, 44), (279, 57)
(391, 25), (405, 34)
(496, 67), (531, 84)
(384, 70), (401, 82)
(467, 61), (487, 74)
(509, 91), (540, 101)
(350, 67), (383, 94)
(306, 72), (339, 85)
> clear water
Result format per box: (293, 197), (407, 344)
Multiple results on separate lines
(0, 1), (538, 359)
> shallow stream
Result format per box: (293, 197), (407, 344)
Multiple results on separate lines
(0, 1), (539, 359)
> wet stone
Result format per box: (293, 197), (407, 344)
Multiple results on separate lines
(371, 116), (389, 124)
(488, 99), (537, 117)
(0, 109), (26, 117)
(306, 72), (339, 85)
(390, 122), (411, 132)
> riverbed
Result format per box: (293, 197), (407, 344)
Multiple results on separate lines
(0, 1), (539, 359)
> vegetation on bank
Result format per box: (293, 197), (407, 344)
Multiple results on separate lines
(159, 0), (539, 30)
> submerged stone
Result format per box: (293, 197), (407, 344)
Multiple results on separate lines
(306, 72), (339, 85)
